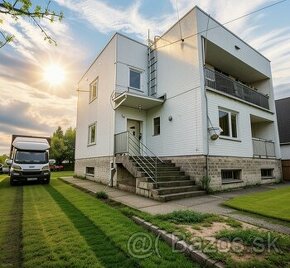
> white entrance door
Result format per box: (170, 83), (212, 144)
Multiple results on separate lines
(127, 119), (141, 155)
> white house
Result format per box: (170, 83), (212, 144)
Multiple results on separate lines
(75, 6), (282, 201)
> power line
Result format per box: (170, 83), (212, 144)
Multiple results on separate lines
(153, 0), (288, 50)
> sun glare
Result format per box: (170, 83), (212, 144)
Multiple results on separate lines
(43, 64), (66, 86)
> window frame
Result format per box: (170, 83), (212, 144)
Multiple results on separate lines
(129, 68), (142, 91)
(89, 78), (98, 103)
(261, 168), (274, 179)
(221, 169), (242, 181)
(218, 108), (239, 139)
(153, 116), (161, 136)
(86, 167), (95, 176)
(88, 122), (97, 146)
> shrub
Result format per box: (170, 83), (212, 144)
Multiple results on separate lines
(155, 210), (212, 224)
(95, 191), (108, 200)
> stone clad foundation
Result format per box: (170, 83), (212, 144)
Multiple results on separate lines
(166, 155), (282, 191)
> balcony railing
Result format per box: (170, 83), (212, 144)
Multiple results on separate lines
(252, 138), (275, 158)
(204, 68), (269, 110)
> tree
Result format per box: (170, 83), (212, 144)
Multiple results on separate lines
(0, 154), (8, 164)
(50, 126), (76, 165)
(64, 127), (76, 164)
(0, 0), (63, 48)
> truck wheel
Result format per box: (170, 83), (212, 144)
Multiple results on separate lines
(10, 178), (16, 186)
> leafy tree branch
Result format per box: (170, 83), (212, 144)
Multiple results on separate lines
(0, 0), (63, 48)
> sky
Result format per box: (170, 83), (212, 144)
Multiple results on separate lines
(0, 0), (290, 154)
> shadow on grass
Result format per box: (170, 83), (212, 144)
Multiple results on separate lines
(45, 185), (140, 268)
(0, 178), (23, 267)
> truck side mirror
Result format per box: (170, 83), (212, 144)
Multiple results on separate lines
(5, 159), (12, 166)
(49, 159), (56, 165)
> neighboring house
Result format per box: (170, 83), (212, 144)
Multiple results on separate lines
(75, 6), (282, 201)
(276, 97), (290, 180)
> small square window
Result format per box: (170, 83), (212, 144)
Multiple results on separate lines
(221, 170), (241, 181)
(86, 167), (94, 176)
(261, 169), (274, 179)
(153, 117), (160, 136)
(88, 123), (96, 145)
(89, 78), (98, 102)
(129, 69), (141, 90)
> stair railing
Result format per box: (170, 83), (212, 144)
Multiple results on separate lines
(115, 131), (163, 183)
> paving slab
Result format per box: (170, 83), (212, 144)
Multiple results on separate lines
(140, 203), (187, 215)
(112, 194), (160, 209)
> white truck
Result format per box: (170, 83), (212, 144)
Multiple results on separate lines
(6, 135), (51, 185)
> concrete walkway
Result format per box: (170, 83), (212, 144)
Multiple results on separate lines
(60, 177), (290, 235)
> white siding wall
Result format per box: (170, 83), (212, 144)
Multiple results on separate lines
(281, 144), (290, 160)
(116, 34), (148, 95)
(146, 9), (204, 156)
(75, 35), (116, 159)
(196, 8), (271, 78)
(207, 91), (281, 158)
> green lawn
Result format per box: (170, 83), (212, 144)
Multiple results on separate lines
(224, 186), (290, 222)
(0, 172), (197, 268)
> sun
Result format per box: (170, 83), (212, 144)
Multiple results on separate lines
(43, 64), (66, 86)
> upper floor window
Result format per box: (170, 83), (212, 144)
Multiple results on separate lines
(88, 123), (96, 145)
(219, 109), (238, 138)
(89, 78), (98, 102)
(153, 117), (160, 136)
(129, 69), (141, 90)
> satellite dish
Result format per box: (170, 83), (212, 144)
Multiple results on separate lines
(208, 127), (222, 140)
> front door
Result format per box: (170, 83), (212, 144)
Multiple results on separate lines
(127, 119), (141, 155)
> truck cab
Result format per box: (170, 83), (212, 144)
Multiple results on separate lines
(7, 136), (51, 185)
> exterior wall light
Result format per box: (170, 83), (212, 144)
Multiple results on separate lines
(168, 115), (173, 121)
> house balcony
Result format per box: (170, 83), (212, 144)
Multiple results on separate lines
(112, 89), (165, 110)
(251, 115), (276, 158)
(252, 138), (275, 158)
(205, 68), (269, 110)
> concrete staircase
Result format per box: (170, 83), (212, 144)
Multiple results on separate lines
(117, 155), (205, 201)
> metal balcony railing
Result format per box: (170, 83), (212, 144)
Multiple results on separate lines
(204, 68), (269, 110)
(114, 131), (163, 183)
(252, 138), (275, 158)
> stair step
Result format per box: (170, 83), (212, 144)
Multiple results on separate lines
(157, 190), (206, 201)
(137, 166), (180, 171)
(152, 185), (200, 195)
(143, 176), (190, 181)
(153, 180), (196, 188)
(140, 171), (185, 177)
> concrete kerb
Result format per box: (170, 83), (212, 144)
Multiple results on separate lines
(132, 216), (224, 268)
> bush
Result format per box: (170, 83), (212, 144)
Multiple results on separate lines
(95, 191), (108, 200)
(155, 210), (212, 224)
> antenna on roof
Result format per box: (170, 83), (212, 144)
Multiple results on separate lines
(175, 0), (184, 42)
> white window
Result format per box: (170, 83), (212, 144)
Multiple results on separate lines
(153, 117), (160, 136)
(88, 123), (96, 145)
(89, 78), (98, 102)
(219, 109), (238, 138)
(129, 69), (141, 90)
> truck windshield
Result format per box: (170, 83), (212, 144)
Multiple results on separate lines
(15, 151), (48, 164)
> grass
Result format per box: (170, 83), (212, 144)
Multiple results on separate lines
(215, 228), (290, 268)
(224, 186), (290, 222)
(0, 171), (197, 268)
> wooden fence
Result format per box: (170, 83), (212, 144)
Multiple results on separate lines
(282, 160), (290, 181)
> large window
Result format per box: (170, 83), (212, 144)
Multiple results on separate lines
(89, 78), (98, 102)
(153, 117), (160, 136)
(129, 69), (141, 90)
(15, 151), (48, 164)
(88, 123), (96, 145)
(219, 109), (238, 138)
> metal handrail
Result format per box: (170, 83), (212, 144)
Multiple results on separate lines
(204, 67), (269, 110)
(114, 131), (163, 183)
